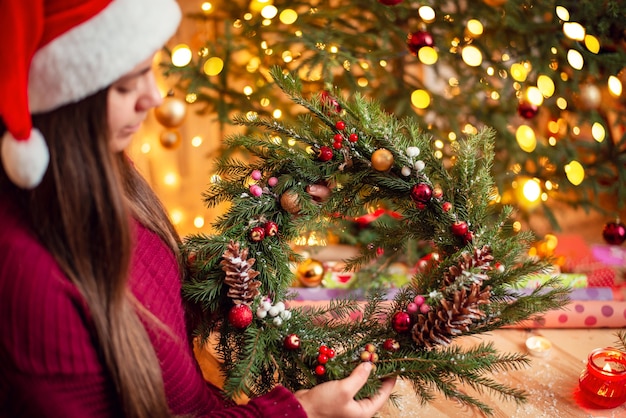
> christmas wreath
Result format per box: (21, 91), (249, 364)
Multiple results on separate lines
(182, 67), (569, 415)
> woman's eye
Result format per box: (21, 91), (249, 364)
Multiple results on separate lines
(114, 82), (137, 94)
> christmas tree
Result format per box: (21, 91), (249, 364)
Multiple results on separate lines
(182, 67), (569, 415)
(162, 0), (626, 231)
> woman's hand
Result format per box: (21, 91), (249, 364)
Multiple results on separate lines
(294, 362), (396, 418)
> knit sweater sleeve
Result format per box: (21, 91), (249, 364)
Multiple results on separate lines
(0, 205), (122, 417)
(130, 221), (307, 418)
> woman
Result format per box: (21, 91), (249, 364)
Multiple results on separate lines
(0, 0), (395, 417)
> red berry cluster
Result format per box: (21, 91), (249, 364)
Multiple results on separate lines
(249, 221), (279, 242)
(314, 344), (336, 376)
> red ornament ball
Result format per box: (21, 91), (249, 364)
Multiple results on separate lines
(518, 101), (539, 119)
(264, 221), (279, 237)
(442, 202), (452, 212)
(284, 334), (301, 350)
(391, 311), (412, 333)
(318, 146), (334, 162)
(335, 120), (346, 131)
(249, 226), (265, 242)
(410, 183), (433, 204)
(382, 338), (400, 352)
(378, 0), (403, 5)
(602, 221), (626, 245)
(315, 364), (326, 376)
(407, 31), (434, 56)
(348, 133), (359, 143)
(228, 305), (253, 329)
(317, 354), (329, 364)
(451, 220), (469, 237)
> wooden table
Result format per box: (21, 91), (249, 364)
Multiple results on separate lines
(195, 328), (626, 417)
(376, 328), (626, 418)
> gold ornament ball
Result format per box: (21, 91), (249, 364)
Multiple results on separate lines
(296, 258), (325, 287)
(280, 190), (301, 214)
(155, 95), (187, 128)
(159, 129), (182, 149)
(371, 148), (394, 171)
(577, 84), (602, 110)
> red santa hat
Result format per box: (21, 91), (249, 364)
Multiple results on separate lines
(0, 0), (181, 189)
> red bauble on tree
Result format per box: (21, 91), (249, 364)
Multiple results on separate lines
(410, 183), (433, 204)
(378, 0), (403, 5)
(602, 220), (626, 245)
(451, 220), (469, 237)
(318, 146), (334, 162)
(264, 221), (279, 237)
(407, 30), (434, 56)
(517, 101), (539, 119)
(284, 333), (301, 350)
(228, 304), (253, 329)
(391, 311), (412, 333)
(249, 226), (265, 242)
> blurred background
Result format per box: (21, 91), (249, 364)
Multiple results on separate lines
(129, 0), (626, 247)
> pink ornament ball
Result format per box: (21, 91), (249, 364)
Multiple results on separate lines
(407, 302), (419, 314)
(414, 295), (425, 306)
(268, 177), (278, 187)
(251, 169), (262, 180)
(249, 184), (263, 197)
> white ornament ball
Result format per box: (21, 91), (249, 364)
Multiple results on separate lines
(256, 308), (268, 319)
(280, 310), (292, 320)
(273, 317), (283, 326)
(414, 160), (425, 171)
(401, 166), (411, 176)
(406, 146), (420, 157)
(268, 306), (281, 317)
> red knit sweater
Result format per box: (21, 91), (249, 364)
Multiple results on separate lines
(0, 199), (306, 418)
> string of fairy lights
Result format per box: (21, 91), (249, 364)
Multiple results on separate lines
(136, 1), (624, 238)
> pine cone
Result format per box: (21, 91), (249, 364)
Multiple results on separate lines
(220, 241), (261, 305)
(412, 283), (492, 349)
(442, 245), (494, 287)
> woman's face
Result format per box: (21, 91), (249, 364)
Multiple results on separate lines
(107, 55), (162, 152)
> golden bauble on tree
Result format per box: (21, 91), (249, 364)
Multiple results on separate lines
(280, 189), (302, 214)
(575, 84), (603, 111)
(159, 129), (182, 149)
(155, 92), (187, 128)
(296, 258), (325, 287)
(371, 148), (394, 171)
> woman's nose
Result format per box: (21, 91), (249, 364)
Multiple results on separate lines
(137, 71), (163, 111)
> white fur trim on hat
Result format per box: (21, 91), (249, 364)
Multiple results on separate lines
(28, 0), (182, 113)
(1, 129), (50, 189)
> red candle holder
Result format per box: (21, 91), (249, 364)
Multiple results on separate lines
(578, 347), (626, 409)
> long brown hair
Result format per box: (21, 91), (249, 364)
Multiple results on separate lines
(2, 88), (179, 417)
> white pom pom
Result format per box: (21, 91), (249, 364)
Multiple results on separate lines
(268, 306), (280, 317)
(414, 160), (425, 171)
(406, 146), (420, 157)
(280, 310), (292, 320)
(272, 317), (283, 326)
(401, 166), (411, 176)
(274, 301), (285, 312)
(256, 308), (268, 319)
(1, 129), (49, 189)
